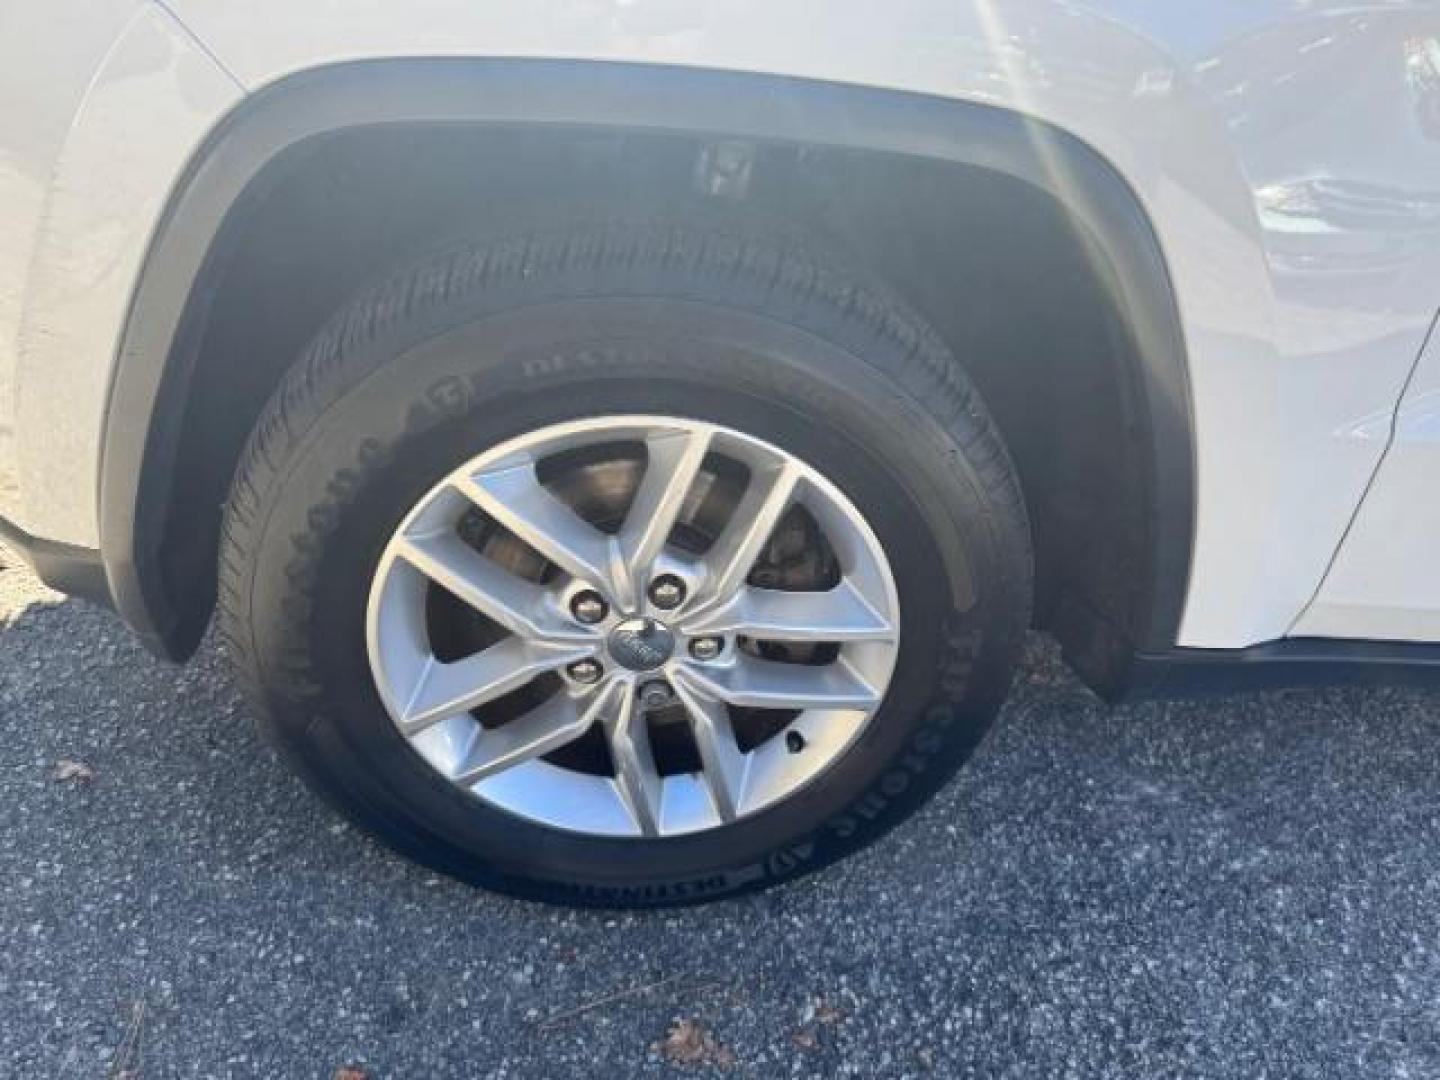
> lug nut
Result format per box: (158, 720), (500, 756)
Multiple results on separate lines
(570, 590), (608, 625)
(689, 636), (724, 661)
(785, 730), (807, 754)
(567, 658), (604, 685)
(648, 574), (686, 610)
(638, 681), (674, 710)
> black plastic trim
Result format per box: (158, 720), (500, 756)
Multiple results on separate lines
(0, 514), (110, 606)
(100, 58), (1196, 661)
(1116, 638), (1440, 702)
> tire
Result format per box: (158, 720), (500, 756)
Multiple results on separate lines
(218, 221), (1031, 907)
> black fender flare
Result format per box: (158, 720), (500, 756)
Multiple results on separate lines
(100, 58), (1195, 663)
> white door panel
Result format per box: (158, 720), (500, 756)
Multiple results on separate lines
(1292, 315), (1440, 642)
(0, 3), (240, 543)
(0, 0), (139, 530)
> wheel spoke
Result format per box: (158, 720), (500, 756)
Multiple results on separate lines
(457, 463), (619, 591)
(395, 531), (592, 644)
(680, 654), (881, 712)
(693, 461), (801, 609)
(453, 688), (608, 784)
(398, 638), (590, 735)
(682, 578), (893, 642)
(594, 680), (664, 836)
(616, 428), (712, 606)
(672, 672), (748, 822)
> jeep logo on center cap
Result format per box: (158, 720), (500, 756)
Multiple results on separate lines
(607, 617), (676, 672)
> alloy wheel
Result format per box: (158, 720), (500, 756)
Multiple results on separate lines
(366, 416), (900, 838)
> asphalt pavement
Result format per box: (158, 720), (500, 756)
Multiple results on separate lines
(3, 545), (1440, 1079)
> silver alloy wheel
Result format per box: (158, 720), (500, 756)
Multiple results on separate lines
(366, 416), (900, 838)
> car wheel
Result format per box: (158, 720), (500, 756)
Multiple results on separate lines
(218, 222), (1031, 906)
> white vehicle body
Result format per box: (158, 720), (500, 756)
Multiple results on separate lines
(2, 1), (1439, 677)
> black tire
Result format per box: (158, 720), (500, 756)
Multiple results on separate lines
(218, 222), (1031, 907)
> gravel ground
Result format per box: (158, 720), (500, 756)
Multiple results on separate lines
(4, 547), (1440, 1079)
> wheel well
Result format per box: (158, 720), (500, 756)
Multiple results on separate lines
(143, 121), (1162, 692)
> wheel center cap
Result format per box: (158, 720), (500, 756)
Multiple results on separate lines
(607, 616), (676, 672)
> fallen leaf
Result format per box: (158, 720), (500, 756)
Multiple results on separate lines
(790, 998), (845, 1049)
(333, 1068), (370, 1080)
(53, 759), (95, 784)
(652, 1018), (735, 1068)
